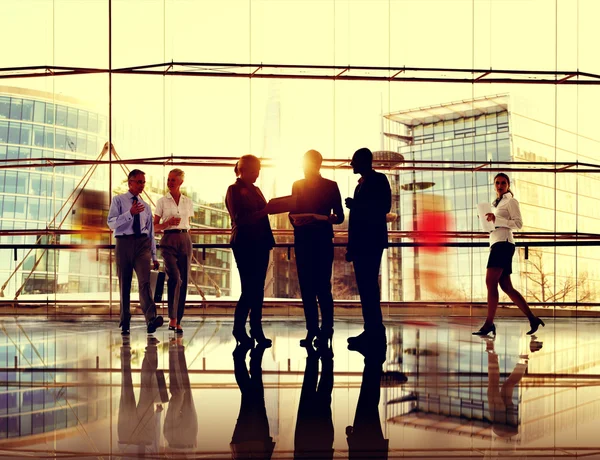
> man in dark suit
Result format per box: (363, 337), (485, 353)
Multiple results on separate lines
(291, 150), (344, 347)
(345, 147), (391, 350)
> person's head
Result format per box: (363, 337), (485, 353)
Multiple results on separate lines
(128, 169), (146, 196)
(303, 149), (323, 178)
(167, 168), (185, 194)
(237, 155), (261, 184)
(234, 161), (240, 177)
(493, 173), (511, 197)
(350, 147), (373, 175)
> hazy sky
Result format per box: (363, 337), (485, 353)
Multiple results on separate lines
(3, 0), (600, 201)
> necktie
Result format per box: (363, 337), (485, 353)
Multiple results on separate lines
(132, 196), (141, 235)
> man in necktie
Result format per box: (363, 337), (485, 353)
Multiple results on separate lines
(108, 169), (163, 335)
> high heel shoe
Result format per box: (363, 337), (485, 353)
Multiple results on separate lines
(527, 317), (545, 335)
(250, 329), (272, 348)
(472, 323), (496, 337)
(299, 330), (318, 347)
(232, 328), (254, 348)
(314, 327), (334, 348)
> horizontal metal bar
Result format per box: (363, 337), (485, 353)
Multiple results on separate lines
(2, 240), (600, 251)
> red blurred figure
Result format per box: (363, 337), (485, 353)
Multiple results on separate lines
(415, 211), (453, 253)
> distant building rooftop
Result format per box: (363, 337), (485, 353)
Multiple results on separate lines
(385, 94), (508, 127)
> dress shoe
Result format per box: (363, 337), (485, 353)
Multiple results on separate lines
(147, 315), (164, 334)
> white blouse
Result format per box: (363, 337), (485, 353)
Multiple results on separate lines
(155, 192), (194, 231)
(490, 194), (523, 247)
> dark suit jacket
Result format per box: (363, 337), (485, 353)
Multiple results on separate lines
(226, 179), (275, 249)
(291, 175), (344, 240)
(348, 170), (391, 252)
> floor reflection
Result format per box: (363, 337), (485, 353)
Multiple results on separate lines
(0, 317), (599, 458)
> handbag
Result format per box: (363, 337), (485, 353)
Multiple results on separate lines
(149, 270), (166, 303)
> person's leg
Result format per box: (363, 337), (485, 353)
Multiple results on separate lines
(176, 234), (193, 326)
(353, 248), (384, 332)
(232, 246), (252, 335)
(116, 239), (134, 329)
(134, 238), (157, 324)
(499, 274), (536, 321)
(161, 235), (180, 325)
(484, 268), (504, 326)
(248, 249), (271, 340)
(295, 240), (320, 337)
(315, 238), (335, 336)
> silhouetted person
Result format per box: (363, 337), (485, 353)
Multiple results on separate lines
(230, 344), (275, 460)
(294, 344), (334, 460)
(226, 155), (275, 347)
(118, 335), (166, 455)
(164, 336), (198, 451)
(154, 168), (194, 334)
(108, 169), (163, 335)
(485, 338), (528, 439)
(291, 150), (344, 348)
(346, 344), (389, 460)
(345, 148), (391, 350)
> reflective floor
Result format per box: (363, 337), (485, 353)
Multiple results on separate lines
(1, 316), (600, 459)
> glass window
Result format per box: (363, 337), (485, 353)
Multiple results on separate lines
(15, 198), (27, 219)
(0, 146), (5, 161)
(44, 130), (54, 149)
(33, 101), (45, 123)
(45, 103), (55, 124)
(87, 136), (96, 155)
(56, 106), (67, 127)
(77, 133), (86, 153)
(19, 147), (31, 159)
(65, 131), (77, 152)
(55, 130), (66, 150)
(4, 172), (17, 194)
(77, 110), (88, 131)
(9, 99), (22, 120)
(7, 147), (18, 159)
(67, 107), (78, 129)
(20, 124), (32, 145)
(98, 115), (107, 135)
(33, 126), (44, 147)
(27, 198), (40, 220)
(16, 172), (28, 195)
(88, 113), (98, 133)
(0, 97), (10, 119)
(30, 174), (42, 195)
(22, 100), (34, 121)
(0, 121), (7, 143)
(8, 122), (20, 144)
(3, 196), (15, 218)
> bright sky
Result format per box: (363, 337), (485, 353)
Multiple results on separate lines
(3, 0), (600, 201)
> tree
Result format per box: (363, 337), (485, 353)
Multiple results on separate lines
(519, 249), (596, 304)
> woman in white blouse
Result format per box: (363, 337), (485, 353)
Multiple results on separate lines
(154, 168), (194, 334)
(473, 173), (545, 337)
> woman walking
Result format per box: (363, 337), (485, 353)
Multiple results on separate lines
(154, 168), (194, 334)
(226, 155), (274, 347)
(473, 173), (544, 337)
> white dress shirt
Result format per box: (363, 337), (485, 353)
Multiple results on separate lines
(155, 192), (194, 230)
(489, 193), (523, 246)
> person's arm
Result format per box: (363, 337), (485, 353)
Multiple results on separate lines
(347, 174), (391, 216)
(330, 183), (345, 224)
(107, 195), (132, 230)
(147, 205), (159, 268)
(494, 199), (523, 230)
(226, 185), (267, 226)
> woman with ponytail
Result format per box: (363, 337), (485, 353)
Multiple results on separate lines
(473, 173), (545, 337)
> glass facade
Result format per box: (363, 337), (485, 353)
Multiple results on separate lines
(385, 95), (600, 304)
(1, 0), (600, 312)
